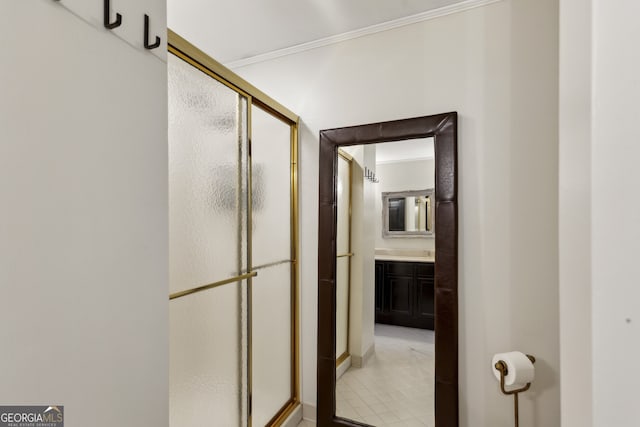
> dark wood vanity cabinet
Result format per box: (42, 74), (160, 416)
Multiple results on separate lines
(375, 260), (434, 330)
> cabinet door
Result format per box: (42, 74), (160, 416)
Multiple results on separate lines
(416, 277), (435, 330)
(387, 276), (413, 316)
(375, 261), (384, 313)
(376, 261), (434, 330)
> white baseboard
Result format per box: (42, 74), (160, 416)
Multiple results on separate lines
(280, 402), (303, 427)
(336, 355), (352, 380)
(302, 402), (316, 422)
(351, 343), (375, 368)
(363, 342), (375, 366)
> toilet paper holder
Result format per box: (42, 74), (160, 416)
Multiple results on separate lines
(494, 354), (536, 427)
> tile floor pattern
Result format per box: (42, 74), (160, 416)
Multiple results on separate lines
(299, 324), (435, 427)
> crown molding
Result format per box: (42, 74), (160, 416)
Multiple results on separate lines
(376, 156), (434, 165)
(226, 0), (504, 69)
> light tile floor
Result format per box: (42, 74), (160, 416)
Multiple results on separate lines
(299, 324), (435, 427)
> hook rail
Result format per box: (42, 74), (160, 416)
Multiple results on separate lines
(103, 0), (122, 29)
(144, 14), (161, 49)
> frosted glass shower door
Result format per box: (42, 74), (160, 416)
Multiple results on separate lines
(250, 105), (295, 426)
(168, 53), (249, 427)
(168, 35), (299, 426)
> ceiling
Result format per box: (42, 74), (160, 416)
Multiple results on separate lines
(168, 0), (470, 64)
(375, 138), (434, 164)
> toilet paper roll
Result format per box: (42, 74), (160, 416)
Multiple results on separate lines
(492, 351), (535, 387)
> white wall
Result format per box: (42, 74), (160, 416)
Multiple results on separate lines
(590, 1), (640, 425)
(0, 2), (168, 426)
(375, 159), (436, 251)
(361, 146), (377, 362)
(233, 1), (559, 425)
(342, 146), (377, 365)
(558, 0), (592, 425)
(560, 1), (640, 426)
(348, 159), (367, 363)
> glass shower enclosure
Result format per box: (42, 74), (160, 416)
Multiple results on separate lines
(167, 31), (299, 427)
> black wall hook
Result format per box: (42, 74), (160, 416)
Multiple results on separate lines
(144, 14), (161, 49)
(103, 0), (122, 29)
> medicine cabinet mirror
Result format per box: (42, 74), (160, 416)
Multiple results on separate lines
(382, 189), (434, 237)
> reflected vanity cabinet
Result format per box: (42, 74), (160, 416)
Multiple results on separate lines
(375, 260), (434, 330)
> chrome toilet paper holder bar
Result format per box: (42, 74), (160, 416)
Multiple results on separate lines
(494, 354), (536, 427)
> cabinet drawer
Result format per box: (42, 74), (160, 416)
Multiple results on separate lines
(416, 262), (434, 278)
(385, 261), (414, 276)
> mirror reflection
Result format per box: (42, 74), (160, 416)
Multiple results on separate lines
(382, 189), (434, 236)
(335, 138), (435, 427)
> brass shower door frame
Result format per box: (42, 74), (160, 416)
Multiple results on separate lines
(335, 149), (353, 367)
(168, 29), (300, 427)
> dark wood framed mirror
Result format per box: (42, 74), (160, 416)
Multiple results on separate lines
(317, 113), (458, 427)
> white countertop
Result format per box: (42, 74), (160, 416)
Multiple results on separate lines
(374, 248), (435, 263)
(375, 254), (434, 263)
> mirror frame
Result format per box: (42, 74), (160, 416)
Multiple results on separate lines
(382, 189), (435, 237)
(317, 113), (458, 427)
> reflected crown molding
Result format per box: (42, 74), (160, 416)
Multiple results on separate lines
(376, 156), (434, 165)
